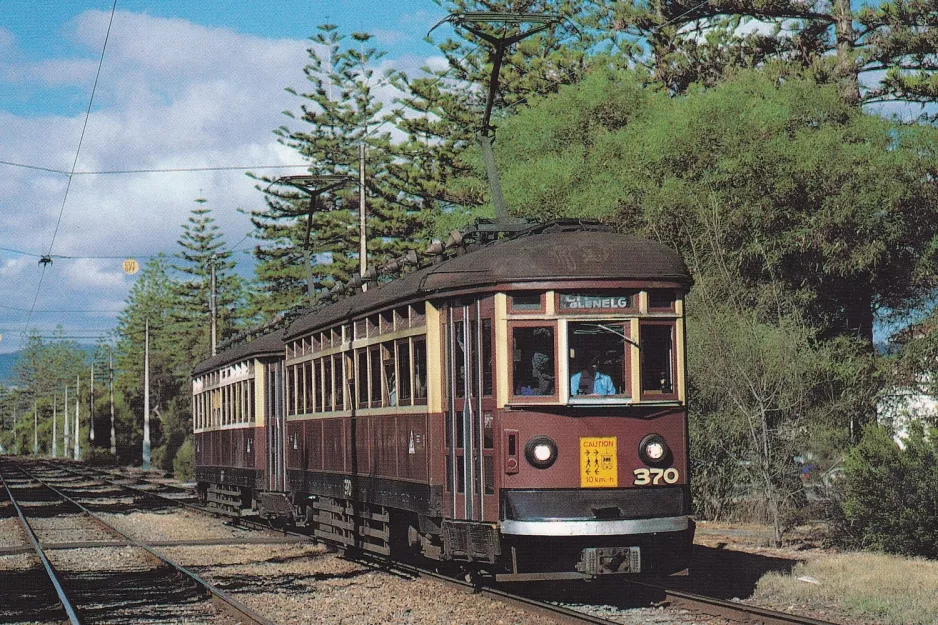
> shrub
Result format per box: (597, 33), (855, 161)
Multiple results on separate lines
(840, 423), (938, 558)
(172, 437), (195, 482)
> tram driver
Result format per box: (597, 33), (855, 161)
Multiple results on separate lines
(570, 353), (616, 396)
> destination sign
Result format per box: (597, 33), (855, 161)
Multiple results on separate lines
(559, 293), (631, 311)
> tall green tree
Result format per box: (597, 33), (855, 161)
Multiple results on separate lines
(590, 0), (938, 108)
(249, 25), (432, 319)
(113, 255), (183, 465)
(478, 68), (938, 345)
(172, 202), (245, 363)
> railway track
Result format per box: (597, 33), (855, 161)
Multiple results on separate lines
(38, 460), (842, 625)
(0, 459), (279, 625)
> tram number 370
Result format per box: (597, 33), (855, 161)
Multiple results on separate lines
(633, 468), (680, 485)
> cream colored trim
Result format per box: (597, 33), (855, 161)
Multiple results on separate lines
(676, 317), (686, 403)
(639, 290), (648, 314)
(286, 326), (427, 365)
(426, 301), (443, 413)
(254, 359), (266, 427)
(194, 422), (256, 434)
(630, 318), (641, 399)
(675, 297), (684, 317)
(286, 404), (430, 421)
(495, 293), (509, 408)
(545, 290), (555, 314)
(557, 318), (569, 399)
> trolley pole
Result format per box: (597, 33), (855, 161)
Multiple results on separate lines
(109, 348), (116, 457)
(74, 374), (80, 460)
(143, 319), (151, 471)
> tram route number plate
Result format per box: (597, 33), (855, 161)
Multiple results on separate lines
(580, 437), (617, 487)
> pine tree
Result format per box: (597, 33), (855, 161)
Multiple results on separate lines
(113, 255), (181, 465)
(248, 25), (433, 318)
(590, 0), (938, 109)
(172, 202), (244, 362)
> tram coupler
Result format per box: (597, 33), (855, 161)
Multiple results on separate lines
(576, 546), (642, 576)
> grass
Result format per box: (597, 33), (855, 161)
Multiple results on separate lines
(753, 552), (938, 625)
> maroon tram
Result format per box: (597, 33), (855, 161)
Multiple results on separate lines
(193, 224), (694, 581)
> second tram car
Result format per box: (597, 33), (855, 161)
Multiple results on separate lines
(194, 225), (694, 580)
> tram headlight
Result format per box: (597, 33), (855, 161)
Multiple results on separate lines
(524, 436), (558, 469)
(639, 434), (671, 466)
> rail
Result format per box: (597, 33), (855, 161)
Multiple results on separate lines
(6, 459), (281, 625)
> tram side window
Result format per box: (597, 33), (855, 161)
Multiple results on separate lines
(568, 322), (630, 397)
(397, 339), (411, 404)
(413, 337), (428, 405)
(512, 326), (555, 396)
(482, 319), (493, 397)
(382, 344), (396, 406)
(322, 357), (333, 411)
(356, 350), (368, 408)
(335, 354), (346, 411)
(640, 323), (675, 395)
(369, 345), (382, 408)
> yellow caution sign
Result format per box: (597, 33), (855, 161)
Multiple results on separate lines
(580, 436), (617, 487)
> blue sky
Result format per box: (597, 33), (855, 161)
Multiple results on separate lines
(0, 1), (454, 354)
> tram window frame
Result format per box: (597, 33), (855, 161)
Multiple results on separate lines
(509, 322), (558, 401)
(567, 321), (632, 402)
(303, 360), (315, 414)
(510, 292), (543, 313)
(639, 321), (678, 400)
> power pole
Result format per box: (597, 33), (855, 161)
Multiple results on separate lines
(90, 361), (95, 443)
(33, 401), (38, 455)
(74, 374), (80, 460)
(143, 318), (151, 471)
(52, 395), (57, 458)
(12, 406), (17, 455)
(109, 348), (116, 457)
(359, 142), (367, 291)
(64, 386), (70, 458)
(210, 253), (217, 356)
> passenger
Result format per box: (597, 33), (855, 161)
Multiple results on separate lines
(570, 354), (616, 396)
(531, 351), (554, 395)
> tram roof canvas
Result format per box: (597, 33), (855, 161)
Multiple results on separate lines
(192, 330), (284, 376)
(285, 230), (691, 341)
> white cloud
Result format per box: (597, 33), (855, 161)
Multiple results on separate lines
(0, 9), (443, 353)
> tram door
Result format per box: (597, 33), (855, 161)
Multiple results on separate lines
(266, 360), (286, 492)
(445, 299), (497, 522)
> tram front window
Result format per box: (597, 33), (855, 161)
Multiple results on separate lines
(568, 322), (629, 397)
(512, 326), (555, 396)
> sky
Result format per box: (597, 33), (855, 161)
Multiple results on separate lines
(0, 0), (455, 354)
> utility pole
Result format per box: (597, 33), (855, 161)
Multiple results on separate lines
(33, 401), (38, 455)
(64, 386), (70, 458)
(74, 374), (80, 460)
(90, 361), (95, 443)
(359, 142), (367, 291)
(210, 253), (217, 356)
(143, 319), (151, 471)
(12, 406), (17, 455)
(52, 395), (57, 458)
(109, 348), (116, 457)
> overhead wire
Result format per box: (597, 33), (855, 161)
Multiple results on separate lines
(23, 0), (119, 338)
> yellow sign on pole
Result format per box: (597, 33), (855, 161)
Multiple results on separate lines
(580, 437), (618, 487)
(122, 258), (140, 275)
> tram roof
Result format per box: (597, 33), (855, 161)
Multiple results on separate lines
(285, 230), (691, 341)
(192, 330), (284, 376)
